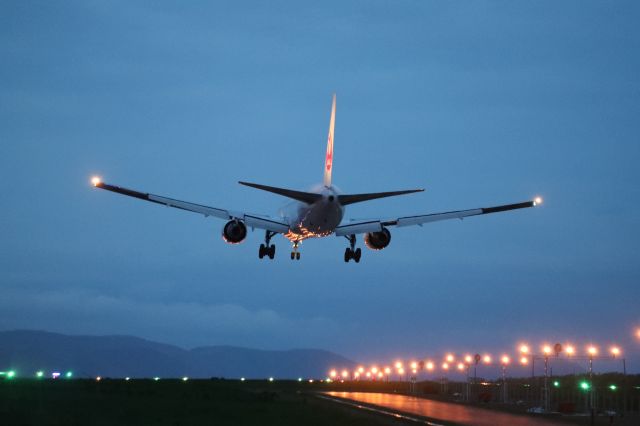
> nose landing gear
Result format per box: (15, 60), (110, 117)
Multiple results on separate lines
(344, 234), (361, 263)
(258, 231), (276, 260)
(290, 241), (301, 260)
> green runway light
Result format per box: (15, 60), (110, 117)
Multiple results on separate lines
(7, 371), (16, 379)
(553, 381), (560, 388)
(65, 371), (73, 378)
(154, 377), (160, 381)
(580, 381), (590, 390)
(36, 371), (44, 378)
(298, 378), (302, 382)
(609, 384), (617, 391)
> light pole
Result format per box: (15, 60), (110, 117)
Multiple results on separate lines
(500, 355), (510, 404)
(464, 355), (473, 402)
(542, 344), (552, 412)
(587, 345), (598, 426)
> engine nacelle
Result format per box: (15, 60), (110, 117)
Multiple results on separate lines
(222, 220), (247, 244)
(364, 227), (391, 250)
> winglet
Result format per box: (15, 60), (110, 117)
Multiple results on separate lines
(323, 93), (336, 188)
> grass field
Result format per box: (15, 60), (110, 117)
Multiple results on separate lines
(0, 379), (402, 426)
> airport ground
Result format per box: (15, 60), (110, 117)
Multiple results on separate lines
(1, 377), (639, 425)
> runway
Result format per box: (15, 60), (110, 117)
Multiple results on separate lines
(321, 392), (566, 426)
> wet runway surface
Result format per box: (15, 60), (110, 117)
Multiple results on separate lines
(323, 392), (566, 426)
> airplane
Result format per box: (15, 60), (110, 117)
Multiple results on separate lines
(91, 94), (542, 263)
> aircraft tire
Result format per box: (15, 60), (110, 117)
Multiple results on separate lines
(268, 245), (275, 259)
(344, 248), (351, 263)
(295, 252), (300, 260)
(259, 244), (265, 259)
(354, 248), (361, 263)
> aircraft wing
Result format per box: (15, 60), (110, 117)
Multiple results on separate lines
(334, 199), (540, 236)
(92, 180), (289, 233)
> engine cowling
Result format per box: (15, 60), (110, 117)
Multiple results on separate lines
(364, 227), (391, 250)
(222, 220), (247, 244)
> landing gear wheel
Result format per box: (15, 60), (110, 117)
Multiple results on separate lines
(354, 248), (361, 263)
(259, 244), (266, 259)
(295, 252), (300, 260)
(290, 252), (295, 260)
(268, 245), (275, 259)
(344, 248), (352, 263)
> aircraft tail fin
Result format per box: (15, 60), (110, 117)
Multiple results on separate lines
(323, 93), (336, 188)
(239, 181), (322, 205)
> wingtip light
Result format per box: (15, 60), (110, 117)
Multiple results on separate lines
(91, 176), (102, 187)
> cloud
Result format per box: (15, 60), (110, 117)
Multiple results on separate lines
(0, 287), (342, 350)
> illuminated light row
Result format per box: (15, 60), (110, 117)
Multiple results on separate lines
(330, 343), (628, 378)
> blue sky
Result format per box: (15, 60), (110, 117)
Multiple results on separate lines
(1, 1), (639, 368)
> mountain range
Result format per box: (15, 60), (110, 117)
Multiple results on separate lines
(0, 330), (355, 379)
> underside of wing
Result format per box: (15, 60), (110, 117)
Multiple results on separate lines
(336, 199), (540, 236)
(92, 179), (288, 233)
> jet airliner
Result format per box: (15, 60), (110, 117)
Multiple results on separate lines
(91, 94), (541, 262)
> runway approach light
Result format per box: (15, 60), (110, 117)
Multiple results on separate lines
(182, 377), (188, 382)
(533, 196), (543, 206)
(91, 176), (102, 186)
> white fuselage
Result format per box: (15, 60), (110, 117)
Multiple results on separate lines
(281, 186), (344, 242)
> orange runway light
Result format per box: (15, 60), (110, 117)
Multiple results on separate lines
(520, 356), (528, 365)
(519, 344), (530, 354)
(610, 346), (621, 357)
(457, 363), (465, 371)
(426, 361), (434, 371)
(464, 355), (473, 364)
(483, 355), (491, 364)
(565, 345), (575, 356)
(587, 345), (598, 356)
(445, 354), (455, 363)
(395, 361), (403, 370)
(501, 355), (510, 365)
(542, 345), (552, 355)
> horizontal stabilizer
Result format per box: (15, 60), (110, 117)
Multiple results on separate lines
(338, 189), (424, 206)
(239, 181), (322, 205)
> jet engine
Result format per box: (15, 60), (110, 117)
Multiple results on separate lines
(222, 220), (247, 244)
(364, 227), (391, 250)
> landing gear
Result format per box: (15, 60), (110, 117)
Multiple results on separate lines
(258, 231), (276, 260)
(290, 241), (301, 261)
(343, 234), (361, 263)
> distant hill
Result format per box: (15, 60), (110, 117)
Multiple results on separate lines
(0, 330), (355, 379)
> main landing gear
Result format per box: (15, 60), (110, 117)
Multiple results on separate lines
(344, 234), (361, 263)
(258, 231), (276, 260)
(290, 241), (301, 261)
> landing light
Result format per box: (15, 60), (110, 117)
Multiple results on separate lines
(91, 176), (102, 186)
(533, 196), (543, 206)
